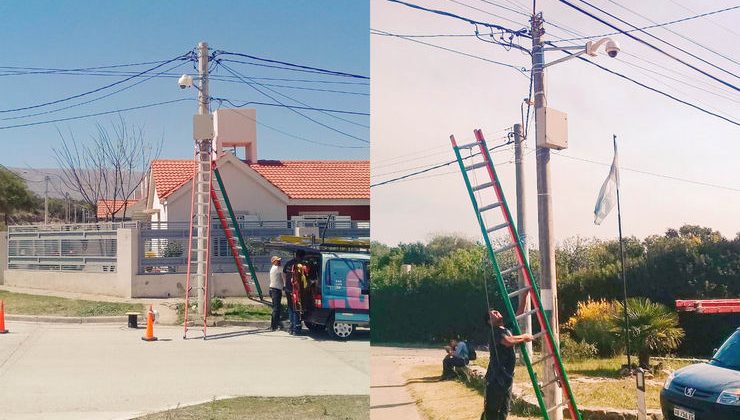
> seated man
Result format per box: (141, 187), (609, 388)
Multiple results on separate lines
(441, 338), (469, 380)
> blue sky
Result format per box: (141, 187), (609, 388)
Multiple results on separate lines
(0, 0), (369, 169)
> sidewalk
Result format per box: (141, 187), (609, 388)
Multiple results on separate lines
(0, 322), (369, 420)
(371, 346), (442, 420)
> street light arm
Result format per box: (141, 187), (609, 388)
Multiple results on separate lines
(542, 50), (586, 68)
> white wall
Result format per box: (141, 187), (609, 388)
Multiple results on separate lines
(132, 271), (270, 299)
(164, 161), (287, 223)
(0, 234), (7, 285)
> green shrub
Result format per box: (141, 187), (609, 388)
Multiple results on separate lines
(560, 333), (598, 361)
(210, 298), (224, 311)
(564, 299), (621, 357)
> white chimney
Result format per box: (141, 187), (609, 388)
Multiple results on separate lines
(214, 108), (257, 162)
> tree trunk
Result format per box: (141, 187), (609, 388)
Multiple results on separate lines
(638, 348), (650, 369)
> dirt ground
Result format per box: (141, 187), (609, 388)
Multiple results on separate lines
(372, 346), (535, 420)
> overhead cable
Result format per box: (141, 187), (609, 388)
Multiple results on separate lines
(219, 63), (368, 143)
(0, 52), (193, 113)
(560, 0), (738, 91)
(213, 51), (369, 79)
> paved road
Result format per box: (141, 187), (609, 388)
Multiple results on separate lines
(0, 322), (369, 420)
(370, 346), (442, 420)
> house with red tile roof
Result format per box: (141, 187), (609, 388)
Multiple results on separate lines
(140, 151), (369, 225)
(96, 199), (143, 220)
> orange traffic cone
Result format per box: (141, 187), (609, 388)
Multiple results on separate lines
(141, 304), (157, 342)
(0, 300), (8, 334)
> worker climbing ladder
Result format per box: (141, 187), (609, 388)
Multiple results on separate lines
(450, 129), (581, 420)
(211, 163), (264, 301)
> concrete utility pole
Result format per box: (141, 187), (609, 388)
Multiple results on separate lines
(44, 176), (50, 225)
(513, 123), (532, 357)
(195, 41), (211, 316)
(531, 12), (563, 419)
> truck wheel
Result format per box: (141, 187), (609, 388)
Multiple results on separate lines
(327, 315), (355, 340)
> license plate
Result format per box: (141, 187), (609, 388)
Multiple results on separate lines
(673, 406), (695, 420)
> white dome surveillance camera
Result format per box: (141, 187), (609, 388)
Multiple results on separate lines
(605, 39), (620, 58)
(178, 74), (194, 89)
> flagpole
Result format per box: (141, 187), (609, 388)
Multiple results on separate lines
(614, 134), (631, 369)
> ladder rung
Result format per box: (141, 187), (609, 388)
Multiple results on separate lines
(494, 243), (517, 254)
(501, 264), (523, 276)
(547, 402), (568, 414)
(487, 222), (509, 234)
(472, 182), (494, 192)
(515, 308), (538, 322)
(532, 331), (545, 341)
(456, 141), (481, 149)
(465, 162), (487, 171)
(479, 202), (502, 212)
(532, 353), (552, 366)
(540, 376), (560, 389)
(507, 286), (530, 299)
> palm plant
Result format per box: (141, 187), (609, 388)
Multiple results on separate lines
(610, 297), (684, 368)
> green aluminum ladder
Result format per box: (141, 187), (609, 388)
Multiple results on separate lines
(212, 164), (264, 301)
(450, 129), (580, 420)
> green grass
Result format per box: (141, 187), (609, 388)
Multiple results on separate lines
(136, 395), (369, 420)
(0, 290), (144, 317)
(470, 355), (697, 410)
(176, 301), (273, 324)
(222, 302), (272, 320)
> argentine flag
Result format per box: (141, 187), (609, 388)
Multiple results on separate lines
(594, 145), (619, 225)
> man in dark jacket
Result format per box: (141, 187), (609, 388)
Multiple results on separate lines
(482, 309), (533, 420)
(282, 250), (305, 335)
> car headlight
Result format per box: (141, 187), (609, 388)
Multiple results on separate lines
(717, 388), (740, 406)
(663, 372), (675, 390)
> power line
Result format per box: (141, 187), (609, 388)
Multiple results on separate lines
(555, 4), (740, 45)
(386, 0), (530, 37)
(0, 53), (193, 113)
(560, 0), (739, 91)
(479, 0), (530, 17)
(216, 61), (369, 129)
(372, 143), (512, 178)
(449, 0), (528, 28)
(601, 1), (740, 67)
(0, 59), (178, 75)
(0, 67), (370, 86)
(213, 51), (369, 79)
(371, 29), (529, 76)
(371, 140), (513, 187)
(1, 60), (190, 121)
(210, 76), (369, 96)
(0, 98), (193, 130)
(212, 98), (369, 116)
(540, 12), (739, 99)
(219, 63), (368, 143)
(552, 151), (740, 193)
(545, 42), (739, 127)
(224, 107), (366, 149)
(667, 0), (740, 38)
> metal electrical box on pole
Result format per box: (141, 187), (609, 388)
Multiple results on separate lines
(535, 107), (568, 150)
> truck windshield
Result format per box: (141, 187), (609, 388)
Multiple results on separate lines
(326, 259), (368, 289)
(710, 330), (740, 371)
